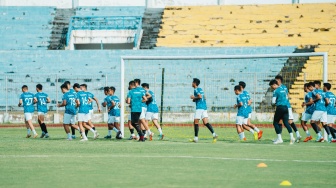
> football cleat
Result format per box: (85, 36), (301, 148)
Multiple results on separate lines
(44, 134), (49, 138)
(71, 135), (76, 139)
(149, 132), (154, 141)
(40, 132), (45, 138)
(94, 132), (99, 140)
(273, 139), (283, 144)
(104, 135), (112, 139)
(189, 138), (198, 143)
(290, 138), (295, 145)
(33, 134), (39, 138)
(213, 135), (218, 143)
(80, 138), (88, 142)
(303, 136), (312, 142)
(253, 132), (258, 141)
(316, 136), (324, 142)
(296, 136), (302, 143)
(258, 130), (263, 140)
(158, 134), (164, 140)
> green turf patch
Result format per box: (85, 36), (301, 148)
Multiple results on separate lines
(0, 127), (335, 188)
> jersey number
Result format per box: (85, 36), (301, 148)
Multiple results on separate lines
(25, 98), (33, 105)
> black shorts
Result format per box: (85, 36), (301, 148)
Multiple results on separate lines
(274, 105), (289, 123)
(131, 112), (141, 124)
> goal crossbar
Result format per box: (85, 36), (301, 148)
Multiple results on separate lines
(119, 52), (328, 136)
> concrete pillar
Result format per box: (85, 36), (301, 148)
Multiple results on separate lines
(54, 113), (60, 124)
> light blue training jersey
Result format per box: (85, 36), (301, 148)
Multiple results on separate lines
(304, 92), (315, 115)
(20, 92), (35, 113)
(110, 95), (121, 117)
(104, 95), (113, 116)
(62, 91), (77, 115)
(312, 89), (327, 112)
(35, 92), (48, 113)
(127, 88), (145, 112)
(77, 91), (91, 114)
(242, 90), (252, 113)
(86, 92), (94, 110)
(325, 91), (336, 115)
(279, 84), (291, 108)
(147, 90), (159, 113)
(136, 86), (147, 108)
(193, 87), (207, 110)
(236, 93), (249, 118)
(273, 87), (288, 106)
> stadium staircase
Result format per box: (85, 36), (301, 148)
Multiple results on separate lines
(49, 8), (75, 50)
(139, 8), (164, 49)
(156, 3), (336, 113)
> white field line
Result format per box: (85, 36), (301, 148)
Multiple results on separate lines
(0, 154), (335, 163)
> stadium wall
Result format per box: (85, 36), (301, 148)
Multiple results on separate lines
(0, 0), (335, 8)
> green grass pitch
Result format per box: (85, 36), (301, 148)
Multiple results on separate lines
(0, 126), (335, 188)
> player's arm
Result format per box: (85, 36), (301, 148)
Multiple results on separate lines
(87, 97), (93, 104)
(18, 99), (23, 107)
(142, 95), (147, 102)
(271, 92), (277, 106)
(126, 97), (131, 104)
(234, 102), (243, 108)
(46, 97), (51, 103)
(146, 92), (152, 99)
(248, 99), (252, 106)
(190, 93), (202, 100)
(93, 97), (101, 112)
(325, 97), (330, 105)
(57, 99), (67, 107)
(33, 97), (38, 104)
(102, 98), (107, 107)
(75, 99), (80, 107)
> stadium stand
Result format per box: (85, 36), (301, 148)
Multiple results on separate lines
(0, 6), (56, 50)
(156, 3), (336, 113)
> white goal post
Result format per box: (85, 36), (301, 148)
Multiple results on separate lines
(119, 52), (328, 137)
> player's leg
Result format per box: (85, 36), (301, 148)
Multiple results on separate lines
(235, 116), (246, 141)
(71, 127), (76, 139)
(63, 124), (72, 140)
(38, 113), (49, 138)
(82, 120), (99, 139)
(149, 112), (164, 140)
(25, 113), (38, 138)
(311, 111), (324, 142)
(113, 118), (122, 139)
(25, 120), (31, 138)
(242, 124), (257, 141)
(328, 115), (336, 141)
(247, 116), (263, 139)
(273, 107), (284, 144)
(128, 115), (136, 140)
(282, 108), (295, 144)
(321, 113), (332, 143)
(191, 109), (202, 143)
(301, 113), (312, 142)
(131, 112), (144, 141)
(287, 108), (301, 142)
(201, 110), (218, 141)
(104, 115), (113, 139)
(78, 121), (88, 141)
(140, 107), (153, 140)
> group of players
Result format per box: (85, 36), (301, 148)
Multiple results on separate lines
(18, 75), (336, 144)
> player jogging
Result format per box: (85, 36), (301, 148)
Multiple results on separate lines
(80, 84), (100, 136)
(64, 81), (77, 139)
(301, 82), (318, 142)
(107, 87), (122, 139)
(18, 85), (38, 138)
(190, 78), (218, 143)
(102, 87), (122, 139)
(73, 83), (99, 141)
(310, 80), (330, 142)
(234, 85), (257, 141)
(134, 79), (154, 141)
(238, 81), (263, 140)
(142, 83), (164, 140)
(275, 75), (301, 142)
(126, 81), (137, 140)
(126, 80), (147, 142)
(323, 83), (336, 142)
(269, 79), (295, 144)
(57, 84), (82, 140)
(34, 84), (51, 138)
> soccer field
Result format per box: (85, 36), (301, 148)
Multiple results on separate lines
(0, 126), (335, 188)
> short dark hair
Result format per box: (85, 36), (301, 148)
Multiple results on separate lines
(134, 79), (141, 85)
(36, 84), (43, 90)
(110, 86), (115, 92)
(64, 81), (70, 85)
(304, 83), (308, 88)
(323, 83), (331, 90)
(80, 84), (87, 89)
(22, 85), (28, 89)
(129, 81), (135, 86)
(238, 81), (246, 89)
(275, 75), (283, 82)
(269, 79), (278, 86)
(314, 80), (321, 86)
(61, 84), (68, 90)
(73, 83), (80, 89)
(141, 83), (149, 88)
(104, 87), (110, 92)
(307, 82), (315, 88)
(193, 78), (200, 86)
(234, 85), (241, 91)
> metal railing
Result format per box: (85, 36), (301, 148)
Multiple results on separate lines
(66, 16), (143, 47)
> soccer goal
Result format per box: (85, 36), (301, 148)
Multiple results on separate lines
(119, 52), (328, 139)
